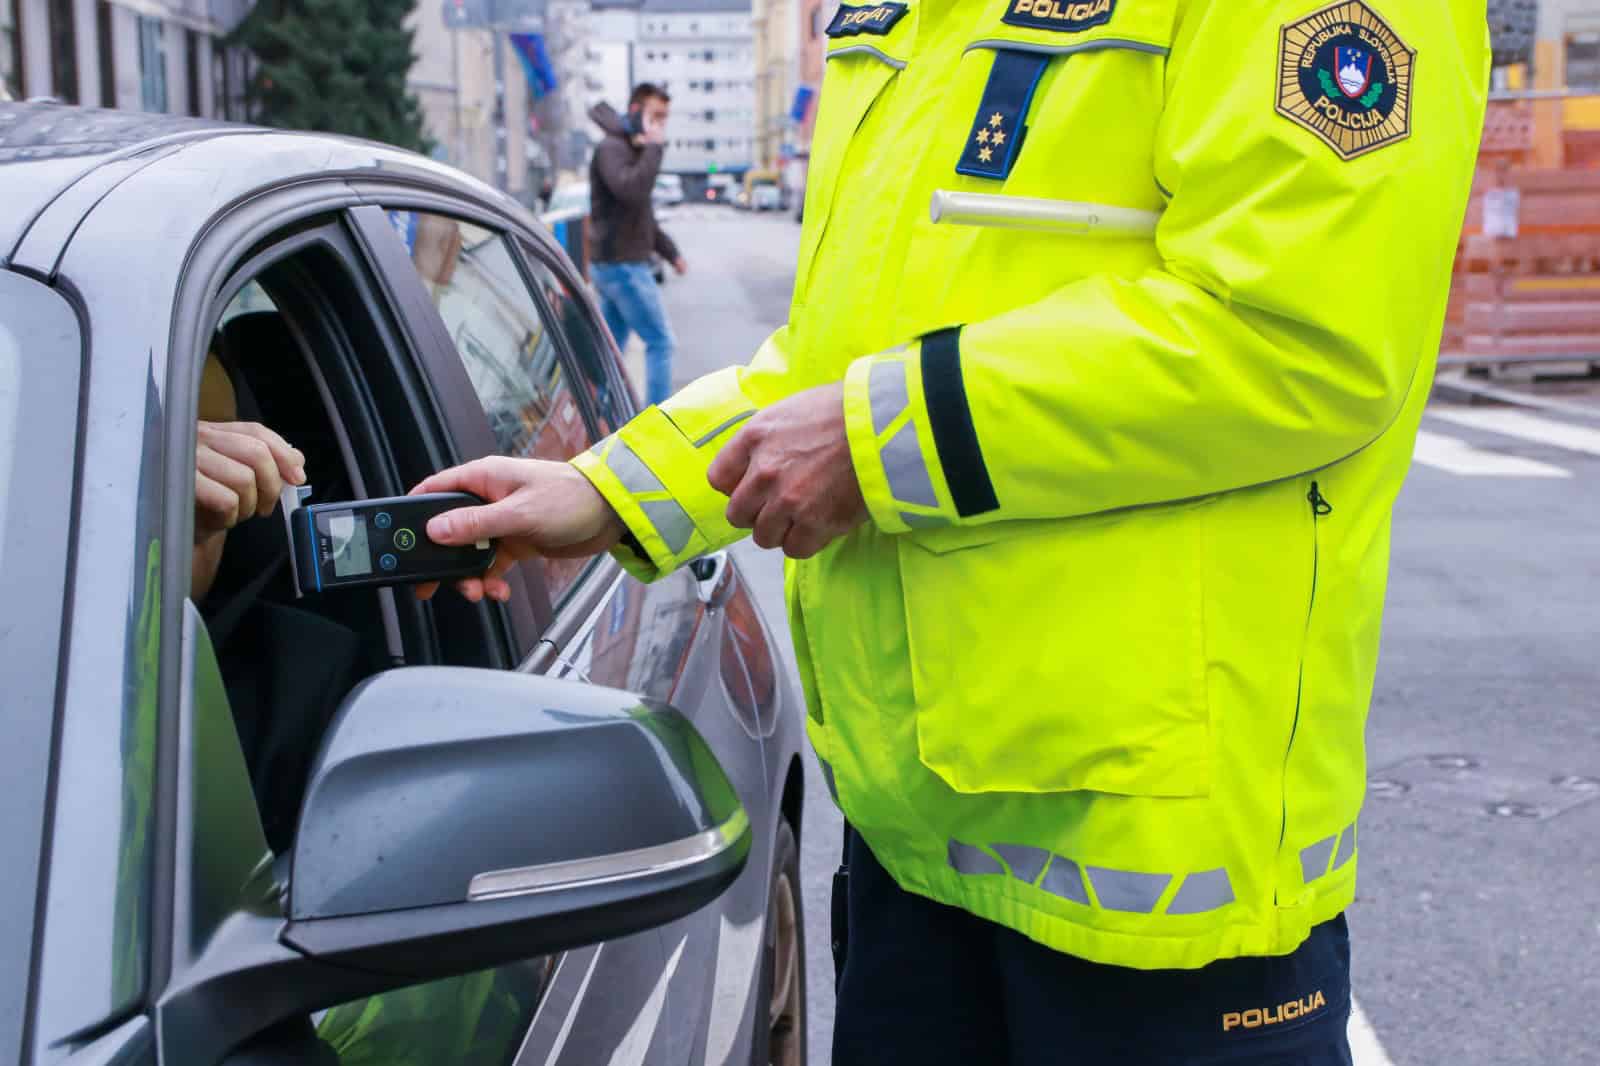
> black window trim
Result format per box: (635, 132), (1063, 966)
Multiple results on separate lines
(157, 184), (543, 1005)
(204, 221), (438, 665)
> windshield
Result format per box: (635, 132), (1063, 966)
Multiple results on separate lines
(0, 269), (82, 1064)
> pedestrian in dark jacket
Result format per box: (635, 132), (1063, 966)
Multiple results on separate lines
(589, 84), (686, 406)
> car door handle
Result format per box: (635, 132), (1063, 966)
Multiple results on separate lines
(689, 551), (735, 609)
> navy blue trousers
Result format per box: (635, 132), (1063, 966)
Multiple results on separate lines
(832, 829), (1354, 1066)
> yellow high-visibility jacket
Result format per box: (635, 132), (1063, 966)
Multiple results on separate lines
(573, 0), (1488, 969)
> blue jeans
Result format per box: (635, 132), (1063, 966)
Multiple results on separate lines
(591, 261), (676, 406)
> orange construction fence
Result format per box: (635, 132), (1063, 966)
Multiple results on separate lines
(1443, 96), (1600, 368)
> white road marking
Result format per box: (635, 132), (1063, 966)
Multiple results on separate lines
(1412, 429), (1572, 478)
(1429, 406), (1600, 458)
(1349, 996), (1396, 1066)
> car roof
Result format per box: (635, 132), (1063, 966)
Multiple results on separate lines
(1, 102), (551, 271)
(0, 104), (240, 255)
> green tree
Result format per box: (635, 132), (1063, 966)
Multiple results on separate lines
(231, 0), (431, 152)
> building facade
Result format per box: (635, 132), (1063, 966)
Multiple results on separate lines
(635, 0), (753, 175)
(750, 0), (791, 171)
(1, 0), (251, 116)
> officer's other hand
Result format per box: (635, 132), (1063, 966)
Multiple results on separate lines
(707, 383), (867, 559)
(672, 257), (689, 276)
(195, 420), (307, 538)
(409, 457), (624, 603)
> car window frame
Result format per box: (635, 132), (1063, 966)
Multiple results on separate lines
(509, 234), (641, 434)
(0, 268), (85, 1064)
(156, 197), (520, 995)
(345, 203), (557, 649)
(347, 200), (628, 653)
(201, 221), (443, 664)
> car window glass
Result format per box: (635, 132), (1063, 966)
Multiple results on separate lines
(386, 211), (594, 603)
(516, 242), (632, 435)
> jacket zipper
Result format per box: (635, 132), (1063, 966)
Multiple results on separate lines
(1277, 482), (1333, 899)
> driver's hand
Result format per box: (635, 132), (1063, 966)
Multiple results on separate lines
(409, 457), (624, 603)
(195, 421), (306, 538)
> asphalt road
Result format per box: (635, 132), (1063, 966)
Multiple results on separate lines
(651, 207), (1600, 1065)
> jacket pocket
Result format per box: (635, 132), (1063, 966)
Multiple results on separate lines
(898, 499), (1211, 798)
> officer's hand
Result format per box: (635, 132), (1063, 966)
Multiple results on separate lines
(672, 257), (689, 276)
(707, 383), (867, 559)
(410, 457), (624, 603)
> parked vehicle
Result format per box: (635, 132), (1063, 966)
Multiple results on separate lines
(653, 173), (685, 207)
(0, 104), (808, 1066)
(705, 173), (738, 204)
(751, 184), (784, 212)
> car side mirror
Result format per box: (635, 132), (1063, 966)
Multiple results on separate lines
(283, 667), (749, 974)
(158, 658), (748, 1062)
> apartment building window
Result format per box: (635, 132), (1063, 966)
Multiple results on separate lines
(185, 28), (200, 115)
(138, 15), (166, 112)
(2, 0), (22, 99)
(1570, 33), (1600, 90)
(48, 0), (78, 102)
(95, 0), (114, 105)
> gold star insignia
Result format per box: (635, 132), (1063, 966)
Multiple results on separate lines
(978, 146), (993, 163)
(991, 129), (1006, 146)
(989, 112), (1003, 128)
(976, 128), (990, 144)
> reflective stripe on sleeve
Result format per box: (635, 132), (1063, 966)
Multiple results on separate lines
(639, 499), (695, 555)
(880, 420), (940, 508)
(605, 439), (696, 556)
(868, 353), (910, 435)
(604, 439), (666, 495)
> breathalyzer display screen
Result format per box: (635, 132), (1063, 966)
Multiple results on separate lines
(327, 511), (373, 577)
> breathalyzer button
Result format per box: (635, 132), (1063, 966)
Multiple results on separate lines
(380, 553), (398, 572)
(374, 512), (392, 529)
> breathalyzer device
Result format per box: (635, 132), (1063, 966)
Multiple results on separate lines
(280, 485), (496, 595)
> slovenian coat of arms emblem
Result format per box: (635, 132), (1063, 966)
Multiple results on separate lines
(1277, 1), (1414, 160)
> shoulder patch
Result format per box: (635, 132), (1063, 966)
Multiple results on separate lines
(1000, 0), (1114, 33)
(825, 2), (909, 37)
(1276, 1), (1414, 160)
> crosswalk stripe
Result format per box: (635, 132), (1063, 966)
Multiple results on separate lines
(1349, 997), (1396, 1066)
(1428, 406), (1600, 458)
(1412, 429), (1572, 478)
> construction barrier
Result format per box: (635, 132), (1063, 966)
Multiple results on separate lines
(1443, 95), (1600, 370)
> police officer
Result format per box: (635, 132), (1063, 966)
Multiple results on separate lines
(414, 1), (1488, 1061)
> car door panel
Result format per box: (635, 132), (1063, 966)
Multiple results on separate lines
(548, 566), (774, 1066)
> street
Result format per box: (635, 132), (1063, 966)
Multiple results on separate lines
(656, 209), (1600, 1065)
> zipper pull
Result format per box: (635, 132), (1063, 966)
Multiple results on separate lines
(1307, 482), (1333, 517)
